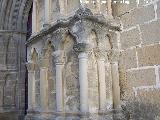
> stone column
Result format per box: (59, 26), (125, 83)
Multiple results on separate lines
(97, 0), (101, 13)
(44, 0), (50, 26)
(107, 0), (113, 18)
(109, 50), (121, 109)
(52, 50), (64, 112)
(59, 1), (66, 15)
(26, 62), (36, 110)
(79, 52), (88, 112)
(105, 60), (113, 109)
(32, 0), (37, 33)
(39, 58), (49, 111)
(74, 43), (89, 113)
(95, 50), (107, 110)
(98, 60), (107, 110)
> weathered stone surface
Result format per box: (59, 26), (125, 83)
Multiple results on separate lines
(119, 48), (137, 69)
(123, 88), (160, 120)
(138, 0), (152, 7)
(137, 88), (160, 104)
(112, 0), (137, 17)
(157, 0), (160, 19)
(121, 4), (155, 28)
(120, 27), (141, 49)
(126, 68), (156, 87)
(0, 112), (19, 120)
(137, 44), (160, 66)
(140, 19), (160, 45)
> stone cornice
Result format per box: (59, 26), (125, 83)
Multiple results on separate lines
(26, 7), (121, 45)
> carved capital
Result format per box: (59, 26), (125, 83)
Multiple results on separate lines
(94, 48), (107, 60)
(52, 50), (65, 64)
(73, 43), (90, 53)
(108, 49), (120, 63)
(26, 62), (36, 71)
(39, 58), (49, 68)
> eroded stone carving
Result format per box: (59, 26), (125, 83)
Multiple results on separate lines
(26, 6), (121, 120)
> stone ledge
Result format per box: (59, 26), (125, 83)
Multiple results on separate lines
(26, 8), (121, 46)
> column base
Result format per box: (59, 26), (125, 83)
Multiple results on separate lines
(25, 109), (126, 120)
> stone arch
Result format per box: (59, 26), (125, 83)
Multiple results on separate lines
(57, 31), (77, 51)
(30, 48), (38, 62)
(95, 27), (112, 51)
(20, 0), (33, 31)
(0, 0), (13, 29)
(42, 39), (55, 59)
(0, 0), (34, 119)
(88, 30), (99, 48)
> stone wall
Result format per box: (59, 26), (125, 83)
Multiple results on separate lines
(0, 0), (32, 119)
(112, 0), (160, 119)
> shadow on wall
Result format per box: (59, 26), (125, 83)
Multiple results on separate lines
(122, 97), (160, 120)
(0, 112), (19, 120)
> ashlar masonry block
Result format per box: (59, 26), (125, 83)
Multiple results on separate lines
(137, 44), (160, 66)
(126, 68), (156, 87)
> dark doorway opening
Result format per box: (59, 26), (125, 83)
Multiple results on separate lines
(25, 3), (32, 114)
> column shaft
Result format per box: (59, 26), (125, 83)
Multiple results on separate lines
(97, 0), (101, 13)
(44, 0), (50, 25)
(32, 0), (37, 33)
(56, 63), (63, 112)
(98, 59), (107, 110)
(59, 1), (65, 14)
(111, 62), (120, 109)
(28, 71), (36, 109)
(79, 52), (89, 112)
(40, 67), (48, 111)
(105, 62), (113, 109)
(107, 0), (112, 17)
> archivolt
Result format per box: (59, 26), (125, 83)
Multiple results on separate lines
(0, 0), (33, 31)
